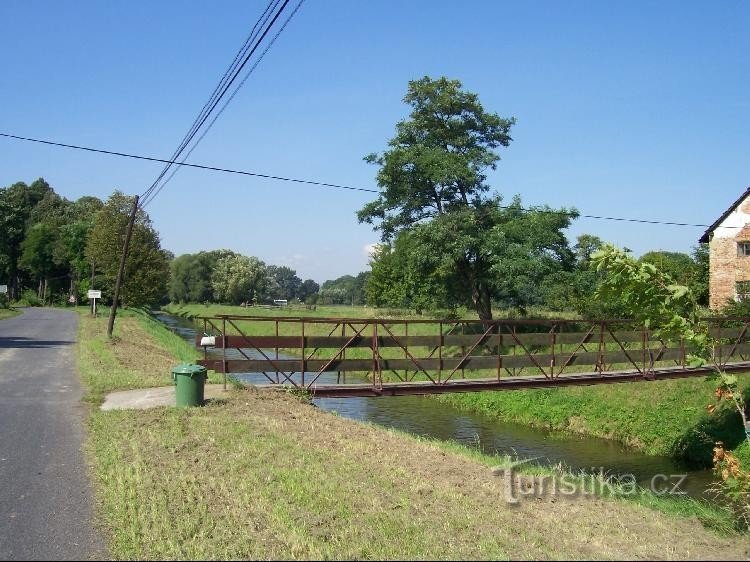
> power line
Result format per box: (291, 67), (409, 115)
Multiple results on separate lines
(140, 0), (292, 204)
(0, 130), (717, 228)
(141, 0), (305, 208)
(139, 0), (282, 204)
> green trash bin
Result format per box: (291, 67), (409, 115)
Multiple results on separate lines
(172, 364), (208, 407)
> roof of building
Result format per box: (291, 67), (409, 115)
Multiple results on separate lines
(699, 186), (750, 244)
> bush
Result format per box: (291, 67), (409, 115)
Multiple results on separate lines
(0, 293), (8, 309)
(19, 289), (42, 307)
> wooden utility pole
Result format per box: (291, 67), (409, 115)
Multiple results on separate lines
(89, 260), (95, 315)
(107, 195), (139, 337)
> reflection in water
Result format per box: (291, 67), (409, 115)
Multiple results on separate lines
(154, 311), (716, 499)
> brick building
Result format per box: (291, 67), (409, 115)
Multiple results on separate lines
(700, 187), (750, 309)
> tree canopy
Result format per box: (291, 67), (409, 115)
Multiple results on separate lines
(359, 76), (576, 319)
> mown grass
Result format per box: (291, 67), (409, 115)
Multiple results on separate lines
(76, 307), (219, 404)
(87, 391), (749, 559)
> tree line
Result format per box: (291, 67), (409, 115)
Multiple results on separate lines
(169, 251), (319, 305)
(0, 180), (169, 307)
(0, 176), (707, 315)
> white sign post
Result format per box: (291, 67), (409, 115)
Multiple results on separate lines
(0, 285), (7, 295)
(88, 290), (102, 316)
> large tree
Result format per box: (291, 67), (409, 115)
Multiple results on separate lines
(359, 76), (576, 319)
(86, 191), (170, 307)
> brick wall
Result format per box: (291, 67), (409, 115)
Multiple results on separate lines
(709, 232), (750, 309)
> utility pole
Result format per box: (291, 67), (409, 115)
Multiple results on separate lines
(107, 195), (139, 337)
(90, 260), (95, 315)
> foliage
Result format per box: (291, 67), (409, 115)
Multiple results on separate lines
(359, 76), (576, 319)
(712, 442), (750, 528)
(211, 254), (269, 305)
(85, 191), (170, 308)
(592, 245), (704, 346)
(640, 247), (708, 307)
(0, 179), (53, 299)
(366, 197), (576, 316)
(319, 272), (369, 305)
(266, 265), (303, 301)
(19, 223), (56, 293)
(592, 244), (750, 524)
(19, 288), (42, 307)
(297, 278), (320, 303)
(169, 251), (319, 305)
(169, 250), (236, 304)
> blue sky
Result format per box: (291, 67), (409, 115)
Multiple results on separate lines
(1, 0), (748, 282)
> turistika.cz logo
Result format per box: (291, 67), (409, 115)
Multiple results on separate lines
(492, 457), (688, 505)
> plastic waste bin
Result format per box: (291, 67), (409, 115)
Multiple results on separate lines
(172, 364), (208, 407)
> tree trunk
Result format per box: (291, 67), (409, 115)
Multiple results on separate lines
(472, 281), (492, 322)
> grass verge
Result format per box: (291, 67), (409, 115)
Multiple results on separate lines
(78, 304), (750, 558)
(76, 307), (219, 404)
(0, 307), (21, 320)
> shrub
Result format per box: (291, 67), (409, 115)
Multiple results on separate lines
(19, 289), (42, 307)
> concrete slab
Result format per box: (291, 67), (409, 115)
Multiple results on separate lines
(100, 384), (228, 411)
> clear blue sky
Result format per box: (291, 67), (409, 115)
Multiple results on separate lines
(1, 0), (748, 282)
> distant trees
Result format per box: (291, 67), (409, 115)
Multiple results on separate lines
(0, 178), (107, 304)
(169, 251), (320, 305)
(267, 265), (302, 301)
(0, 179), (54, 300)
(211, 255), (270, 305)
(318, 273), (369, 305)
(169, 250), (235, 303)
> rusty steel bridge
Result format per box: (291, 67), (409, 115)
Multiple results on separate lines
(193, 314), (750, 397)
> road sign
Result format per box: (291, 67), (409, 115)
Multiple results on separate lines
(87, 290), (102, 299)
(0, 285), (7, 294)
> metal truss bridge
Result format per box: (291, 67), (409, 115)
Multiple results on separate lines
(194, 314), (750, 397)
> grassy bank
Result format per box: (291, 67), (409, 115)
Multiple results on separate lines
(74, 303), (750, 558)
(76, 307), (220, 404)
(165, 302), (748, 466)
(436, 377), (750, 466)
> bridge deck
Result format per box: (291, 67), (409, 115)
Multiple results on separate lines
(255, 362), (750, 397)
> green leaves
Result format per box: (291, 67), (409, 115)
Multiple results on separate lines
(360, 77), (577, 318)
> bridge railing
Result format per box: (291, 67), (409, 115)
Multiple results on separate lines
(193, 315), (750, 394)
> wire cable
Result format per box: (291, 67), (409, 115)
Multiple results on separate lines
(0, 131), (717, 228)
(139, 0), (281, 203)
(140, 0), (292, 204)
(141, 0), (305, 207)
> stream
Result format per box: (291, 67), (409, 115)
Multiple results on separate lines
(153, 310), (718, 501)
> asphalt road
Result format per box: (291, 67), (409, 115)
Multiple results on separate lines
(0, 308), (105, 560)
